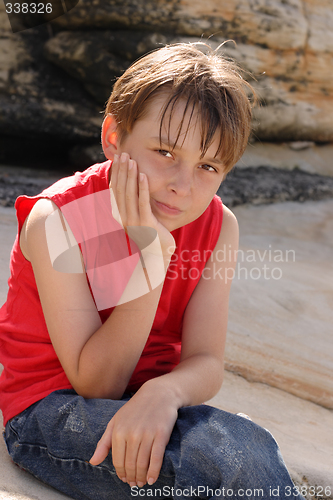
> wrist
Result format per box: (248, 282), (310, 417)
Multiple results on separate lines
(140, 376), (183, 410)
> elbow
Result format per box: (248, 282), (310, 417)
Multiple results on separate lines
(208, 357), (225, 397)
(71, 378), (128, 401)
(74, 386), (126, 401)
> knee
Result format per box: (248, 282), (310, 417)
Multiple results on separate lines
(177, 405), (279, 470)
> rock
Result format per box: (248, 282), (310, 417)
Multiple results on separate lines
(225, 199), (333, 409)
(217, 166), (333, 207)
(236, 142), (333, 177)
(0, 207), (17, 306)
(0, 198), (332, 498)
(0, 93), (101, 142)
(208, 371), (333, 497)
(44, 31), (131, 104)
(178, 0), (308, 49)
(0, 0), (12, 34)
(50, 0), (308, 50)
(0, 15), (102, 153)
(187, 37), (333, 142)
(251, 81), (333, 142)
(2, 0), (333, 163)
(289, 142), (315, 152)
(43, 30), (175, 104)
(1, 161), (333, 209)
(0, 165), (65, 208)
(304, 0), (333, 53)
(49, 0), (181, 32)
(69, 143), (106, 168)
(44, 26), (333, 143)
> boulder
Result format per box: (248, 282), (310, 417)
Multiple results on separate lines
(45, 6), (333, 142)
(0, 3), (102, 157)
(51, 0), (308, 50)
(0, 196), (332, 498)
(209, 371), (333, 497)
(1, 0), (333, 161)
(218, 166), (333, 207)
(225, 199), (333, 409)
(236, 142), (333, 177)
(43, 30), (164, 103)
(1, 159), (333, 209)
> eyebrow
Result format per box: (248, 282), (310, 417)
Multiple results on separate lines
(151, 136), (225, 166)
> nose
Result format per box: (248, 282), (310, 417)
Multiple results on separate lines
(167, 162), (193, 197)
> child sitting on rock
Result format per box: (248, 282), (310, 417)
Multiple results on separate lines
(0, 42), (304, 500)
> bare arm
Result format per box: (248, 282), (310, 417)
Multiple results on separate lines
(21, 155), (175, 400)
(90, 204), (239, 486)
(154, 204), (239, 406)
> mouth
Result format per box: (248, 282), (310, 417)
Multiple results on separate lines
(152, 199), (183, 215)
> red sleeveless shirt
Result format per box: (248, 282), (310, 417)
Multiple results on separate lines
(0, 161), (223, 426)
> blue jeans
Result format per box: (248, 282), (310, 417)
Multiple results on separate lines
(3, 389), (305, 500)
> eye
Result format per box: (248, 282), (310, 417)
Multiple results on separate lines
(200, 164), (218, 173)
(157, 149), (173, 159)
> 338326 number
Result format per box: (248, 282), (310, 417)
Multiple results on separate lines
(5, 3), (53, 14)
(285, 485), (332, 497)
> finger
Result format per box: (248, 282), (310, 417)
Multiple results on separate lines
(110, 153), (119, 189)
(123, 436), (141, 486)
(135, 436), (154, 487)
(110, 155), (124, 227)
(89, 420), (114, 466)
(111, 432), (128, 483)
(115, 152), (130, 224)
(138, 173), (153, 226)
(146, 436), (168, 486)
(125, 159), (140, 226)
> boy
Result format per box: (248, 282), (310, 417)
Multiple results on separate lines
(0, 43), (304, 499)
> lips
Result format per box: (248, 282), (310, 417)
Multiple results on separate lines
(152, 199), (183, 215)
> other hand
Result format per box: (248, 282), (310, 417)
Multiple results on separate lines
(89, 380), (178, 488)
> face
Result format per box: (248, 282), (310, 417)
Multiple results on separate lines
(103, 95), (226, 232)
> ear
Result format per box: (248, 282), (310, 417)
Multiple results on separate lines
(101, 114), (119, 160)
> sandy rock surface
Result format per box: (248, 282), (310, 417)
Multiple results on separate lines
(0, 196), (332, 498)
(226, 200), (333, 409)
(0, 206), (16, 305)
(0, 371), (332, 500)
(208, 371), (333, 497)
(236, 142), (333, 178)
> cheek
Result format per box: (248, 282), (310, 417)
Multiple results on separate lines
(142, 165), (166, 189)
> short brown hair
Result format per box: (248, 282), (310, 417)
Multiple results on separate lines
(105, 42), (255, 173)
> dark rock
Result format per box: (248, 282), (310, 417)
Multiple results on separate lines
(1, 164), (333, 208)
(69, 144), (106, 169)
(50, 0), (181, 32)
(44, 31), (130, 104)
(0, 26), (102, 154)
(2, 0), (333, 167)
(0, 167), (67, 207)
(0, 94), (101, 142)
(218, 166), (333, 207)
(43, 31), (171, 104)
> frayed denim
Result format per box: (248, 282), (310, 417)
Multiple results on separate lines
(4, 389), (305, 500)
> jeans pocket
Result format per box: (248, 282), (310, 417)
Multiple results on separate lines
(7, 402), (37, 440)
(4, 402), (39, 459)
(8, 414), (27, 438)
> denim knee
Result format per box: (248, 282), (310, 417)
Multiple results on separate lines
(164, 404), (301, 498)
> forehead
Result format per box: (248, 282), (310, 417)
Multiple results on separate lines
(141, 93), (222, 155)
(143, 93), (192, 127)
